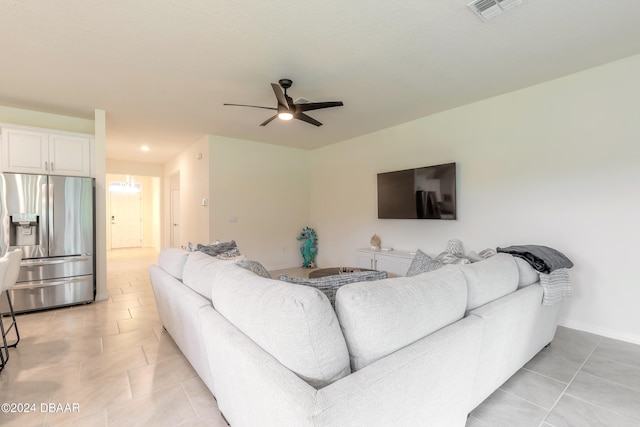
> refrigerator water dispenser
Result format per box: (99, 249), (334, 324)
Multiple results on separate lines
(9, 213), (39, 247)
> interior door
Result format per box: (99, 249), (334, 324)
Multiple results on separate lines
(110, 192), (142, 249)
(170, 188), (180, 248)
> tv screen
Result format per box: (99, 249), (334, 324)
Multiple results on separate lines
(377, 162), (456, 220)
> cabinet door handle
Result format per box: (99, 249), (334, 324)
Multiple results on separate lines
(50, 161), (54, 171)
(44, 161), (48, 171)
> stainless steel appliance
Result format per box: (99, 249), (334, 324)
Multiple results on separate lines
(0, 173), (95, 313)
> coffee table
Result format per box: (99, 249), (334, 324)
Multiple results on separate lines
(308, 267), (374, 279)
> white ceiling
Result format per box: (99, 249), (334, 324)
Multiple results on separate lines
(1, 0), (640, 164)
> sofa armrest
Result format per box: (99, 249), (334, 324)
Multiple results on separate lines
(149, 265), (215, 392)
(199, 305), (318, 427)
(467, 283), (561, 409)
(314, 315), (484, 427)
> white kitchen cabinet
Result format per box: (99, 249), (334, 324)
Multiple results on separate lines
(356, 248), (415, 277)
(1, 124), (92, 177)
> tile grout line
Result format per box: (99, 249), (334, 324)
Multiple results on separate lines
(538, 335), (604, 427)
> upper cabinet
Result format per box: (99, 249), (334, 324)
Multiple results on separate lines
(1, 124), (93, 177)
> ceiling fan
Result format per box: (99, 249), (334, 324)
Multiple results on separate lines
(224, 79), (344, 127)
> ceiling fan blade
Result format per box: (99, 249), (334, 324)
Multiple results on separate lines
(271, 83), (291, 110)
(260, 115), (278, 126)
(295, 113), (323, 127)
(296, 101), (344, 112)
(224, 103), (277, 111)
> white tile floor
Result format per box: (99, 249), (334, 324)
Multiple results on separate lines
(0, 248), (227, 427)
(2, 248), (639, 426)
(467, 327), (640, 426)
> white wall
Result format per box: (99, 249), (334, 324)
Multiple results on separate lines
(310, 54), (640, 344)
(164, 135), (211, 248)
(94, 109), (107, 300)
(0, 105), (94, 134)
(106, 159), (164, 177)
(209, 136), (311, 270)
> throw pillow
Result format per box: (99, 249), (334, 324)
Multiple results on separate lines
(435, 251), (472, 265)
(217, 248), (244, 260)
(236, 259), (271, 278)
(196, 240), (238, 257)
(406, 249), (445, 276)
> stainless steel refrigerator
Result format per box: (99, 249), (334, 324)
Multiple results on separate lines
(0, 173), (95, 313)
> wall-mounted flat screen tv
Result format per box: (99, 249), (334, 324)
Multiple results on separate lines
(377, 162), (457, 220)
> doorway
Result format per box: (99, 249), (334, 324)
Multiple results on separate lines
(170, 188), (180, 248)
(106, 174), (161, 251)
(109, 180), (142, 249)
(169, 172), (181, 248)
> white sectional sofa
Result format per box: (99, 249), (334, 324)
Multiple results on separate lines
(149, 249), (561, 427)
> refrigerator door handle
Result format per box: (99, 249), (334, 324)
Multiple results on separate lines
(20, 256), (92, 267)
(11, 276), (89, 289)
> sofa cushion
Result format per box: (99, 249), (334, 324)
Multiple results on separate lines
(513, 256), (540, 288)
(460, 253), (519, 311)
(211, 265), (351, 389)
(335, 265), (468, 371)
(157, 247), (190, 280)
(277, 270), (387, 307)
(182, 251), (240, 299)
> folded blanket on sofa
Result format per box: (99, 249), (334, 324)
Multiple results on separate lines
(496, 245), (573, 274)
(539, 268), (572, 305)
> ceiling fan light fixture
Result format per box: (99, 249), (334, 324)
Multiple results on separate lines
(277, 107), (293, 121)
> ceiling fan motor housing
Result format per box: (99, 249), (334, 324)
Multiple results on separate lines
(279, 79), (293, 89)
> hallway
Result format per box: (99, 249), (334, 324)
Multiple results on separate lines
(0, 248), (227, 426)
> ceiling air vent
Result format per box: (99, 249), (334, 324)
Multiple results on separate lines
(468, 0), (523, 21)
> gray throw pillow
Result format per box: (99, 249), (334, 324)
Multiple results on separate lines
(236, 259), (271, 278)
(197, 240), (238, 257)
(217, 248), (243, 260)
(406, 249), (445, 276)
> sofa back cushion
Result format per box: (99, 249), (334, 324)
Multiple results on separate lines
(335, 265), (468, 371)
(460, 253), (519, 311)
(157, 247), (190, 281)
(211, 265), (351, 389)
(513, 256), (540, 288)
(181, 251), (240, 299)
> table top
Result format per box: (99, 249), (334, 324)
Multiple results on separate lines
(308, 267), (374, 279)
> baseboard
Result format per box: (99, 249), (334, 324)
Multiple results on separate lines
(559, 317), (640, 345)
(95, 293), (109, 301)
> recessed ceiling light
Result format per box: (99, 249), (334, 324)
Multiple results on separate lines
(140, 145), (150, 152)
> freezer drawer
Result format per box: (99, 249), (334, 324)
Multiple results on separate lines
(17, 255), (94, 283)
(0, 275), (94, 314)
